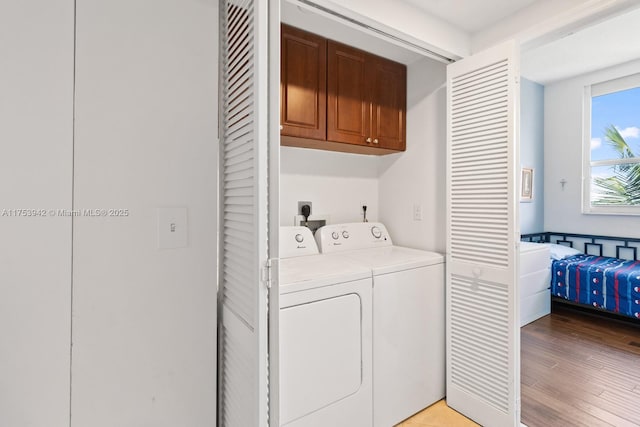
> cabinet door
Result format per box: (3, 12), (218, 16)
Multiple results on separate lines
(281, 24), (326, 140)
(369, 56), (406, 151)
(327, 41), (370, 146)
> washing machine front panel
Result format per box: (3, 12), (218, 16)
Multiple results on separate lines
(372, 264), (445, 427)
(317, 223), (445, 427)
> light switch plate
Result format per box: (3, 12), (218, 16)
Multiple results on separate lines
(157, 207), (188, 249)
(413, 204), (423, 221)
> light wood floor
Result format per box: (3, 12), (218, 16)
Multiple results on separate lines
(398, 400), (478, 426)
(521, 305), (640, 427)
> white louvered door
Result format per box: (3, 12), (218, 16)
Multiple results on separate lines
(446, 41), (520, 427)
(219, 0), (277, 426)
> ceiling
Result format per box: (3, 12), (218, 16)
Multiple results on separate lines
(283, 0), (640, 84)
(521, 6), (640, 84)
(282, 1), (425, 65)
(403, 0), (538, 33)
(405, 0), (640, 84)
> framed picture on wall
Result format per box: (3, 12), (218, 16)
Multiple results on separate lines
(521, 167), (533, 201)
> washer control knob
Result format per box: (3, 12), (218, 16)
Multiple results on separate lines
(331, 231), (340, 240)
(294, 233), (304, 243)
(371, 226), (382, 239)
(342, 231), (350, 239)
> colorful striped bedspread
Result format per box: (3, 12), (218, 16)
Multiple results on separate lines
(551, 254), (640, 319)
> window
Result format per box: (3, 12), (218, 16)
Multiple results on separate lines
(584, 73), (640, 214)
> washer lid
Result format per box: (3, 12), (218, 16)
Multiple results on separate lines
(279, 254), (371, 294)
(343, 246), (444, 275)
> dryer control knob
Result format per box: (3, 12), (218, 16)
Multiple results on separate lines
(331, 231), (340, 240)
(295, 233), (304, 243)
(342, 231), (350, 239)
(371, 226), (382, 239)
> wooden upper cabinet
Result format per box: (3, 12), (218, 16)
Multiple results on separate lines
(327, 41), (369, 146)
(281, 26), (406, 155)
(369, 56), (406, 151)
(280, 24), (327, 140)
(328, 40), (406, 152)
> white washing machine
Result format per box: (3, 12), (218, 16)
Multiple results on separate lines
(279, 226), (373, 427)
(316, 222), (445, 427)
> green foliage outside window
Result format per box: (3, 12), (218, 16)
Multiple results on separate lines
(592, 125), (640, 206)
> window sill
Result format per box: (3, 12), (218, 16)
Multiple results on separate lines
(582, 206), (640, 216)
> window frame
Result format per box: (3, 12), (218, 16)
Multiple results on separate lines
(582, 72), (640, 215)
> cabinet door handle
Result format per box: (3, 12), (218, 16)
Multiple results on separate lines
(366, 137), (372, 143)
(373, 138), (379, 144)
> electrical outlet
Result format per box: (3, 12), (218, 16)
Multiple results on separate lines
(413, 204), (423, 221)
(298, 201), (312, 216)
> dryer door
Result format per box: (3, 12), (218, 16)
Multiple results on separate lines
(279, 279), (372, 427)
(281, 294), (360, 424)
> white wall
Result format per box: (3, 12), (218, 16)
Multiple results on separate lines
(544, 58), (640, 237)
(280, 147), (379, 225)
(520, 78), (545, 234)
(378, 57), (447, 253)
(299, 0), (469, 59)
(72, 1), (218, 426)
(0, 2), (74, 426)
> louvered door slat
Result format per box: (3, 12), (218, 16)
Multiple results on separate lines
(446, 41), (520, 427)
(450, 274), (511, 414)
(452, 88), (508, 110)
(219, 0), (270, 425)
(453, 75), (509, 98)
(453, 95), (509, 116)
(453, 104), (508, 123)
(452, 60), (509, 85)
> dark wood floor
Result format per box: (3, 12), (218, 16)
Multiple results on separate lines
(521, 305), (640, 427)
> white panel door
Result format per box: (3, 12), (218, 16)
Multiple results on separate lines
(446, 41), (520, 427)
(219, 0), (278, 426)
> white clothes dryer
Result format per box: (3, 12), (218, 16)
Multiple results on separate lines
(279, 226), (373, 427)
(316, 222), (445, 427)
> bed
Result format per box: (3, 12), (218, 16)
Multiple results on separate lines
(521, 232), (640, 321)
(551, 254), (640, 319)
